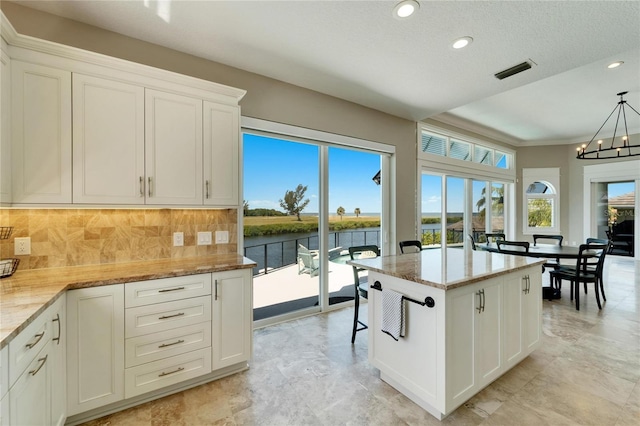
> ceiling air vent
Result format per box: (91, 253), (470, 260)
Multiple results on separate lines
(494, 61), (533, 80)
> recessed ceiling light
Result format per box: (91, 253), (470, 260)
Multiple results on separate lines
(607, 61), (624, 69)
(393, 0), (419, 19)
(452, 36), (473, 49)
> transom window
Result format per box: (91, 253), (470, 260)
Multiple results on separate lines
(420, 129), (512, 171)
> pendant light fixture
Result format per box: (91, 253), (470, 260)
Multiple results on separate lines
(576, 91), (640, 159)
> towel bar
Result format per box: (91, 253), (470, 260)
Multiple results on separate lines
(371, 281), (435, 308)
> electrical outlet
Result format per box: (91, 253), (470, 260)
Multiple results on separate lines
(197, 231), (212, 246)
(215, 231), (229, 244)
(173, 232), (184, 247)
(15, 237), (31, 255)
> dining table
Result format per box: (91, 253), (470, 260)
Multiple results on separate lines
(477, 242), (592, 259)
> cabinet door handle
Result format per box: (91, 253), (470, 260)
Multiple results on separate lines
(52, 314), (61, 344)
(215, 279), (218, 301)
(158, 287), (185, 293)
(158, 312), (185, 320)
(148, 177), (153, 197)
(25, 332), (45, 349)
(29, 355), (48, 376)
(139, 176), (144, 197)
(158, 367), (184, 377)
(205, 180), (210, 199)
(158, 339), (185, 348)
(476, 290), (483, 313)
(481, 289), (486, 312)
(522, 276), (528, 294)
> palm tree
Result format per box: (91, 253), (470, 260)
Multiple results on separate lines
(337, 206), (345, 220)
(476, 185), (504, 217)
(354, 207), (361, 218)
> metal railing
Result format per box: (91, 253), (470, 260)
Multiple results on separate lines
(244, 229), (381, 276)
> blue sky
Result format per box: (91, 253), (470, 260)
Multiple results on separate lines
(243, 134), (382, 214)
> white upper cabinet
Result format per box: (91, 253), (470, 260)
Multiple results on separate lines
(11, 60), (71, 203)
(145, 89), (203, 205)
(73, 74), (145, 204)
(3, 28), (245, 207)
(203, 102), (240, 206)
(0, 48), (11, 204)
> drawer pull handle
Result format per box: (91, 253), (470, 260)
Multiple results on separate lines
(158, 312), (185, 320)
(158, 367), (184, 377)
(53, 314), (61, 344)
(158, 287), (185, 293)
(139, 176), (144, 197)
(158, 339), (185, 348)
(205, 180), (210, 199)
(29, 355), (48, 376)
(148, 177), (153, 197)
(25, 332), (45, 349)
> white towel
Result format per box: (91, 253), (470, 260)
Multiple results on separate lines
(381, 289), (405, 341)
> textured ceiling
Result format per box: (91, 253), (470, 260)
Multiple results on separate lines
(12, 0), (640, 146)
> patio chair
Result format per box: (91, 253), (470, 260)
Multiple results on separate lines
(349, 245), (380, 344)
(298, 244), (319, 277)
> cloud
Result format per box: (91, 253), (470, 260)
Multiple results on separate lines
(423, 196), (441, 205)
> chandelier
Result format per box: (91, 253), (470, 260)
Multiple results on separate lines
(576, 91), (640, 160)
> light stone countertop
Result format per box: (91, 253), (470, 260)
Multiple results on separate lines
(348, 248), (544, 290)
(0, 254), (256, 349)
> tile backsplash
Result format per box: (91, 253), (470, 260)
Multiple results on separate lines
(0, 208), (237, 271)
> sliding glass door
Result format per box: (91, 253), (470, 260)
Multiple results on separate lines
(327, 146), (382, 305)
(242, 124), (393, 325)
(594, 180), (636, 256)
(243, 134), (320, 321)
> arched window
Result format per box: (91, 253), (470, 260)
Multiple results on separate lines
(523, 168), (560, 234)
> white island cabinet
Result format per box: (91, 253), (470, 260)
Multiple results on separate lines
(352, 248), (543, 420)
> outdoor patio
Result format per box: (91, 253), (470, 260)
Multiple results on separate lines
(252, 255), (359, 320)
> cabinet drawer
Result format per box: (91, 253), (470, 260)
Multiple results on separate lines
(8, 308), (50, 386)
(125, 322), (212, 368)
(125, 274), (211, 308)
(124, 347), (212, 398)
(125, 296), (211, 338)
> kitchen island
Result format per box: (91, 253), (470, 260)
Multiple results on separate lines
(349, 248), (544, 420)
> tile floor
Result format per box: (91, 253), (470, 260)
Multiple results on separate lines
(84, 256), (640, 425)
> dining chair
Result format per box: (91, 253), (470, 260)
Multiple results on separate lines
(496, 240), (530, 255)
(348, 245), (380, 344)
(398, 240), (422, 254)
(484, 232), (506, 243)
(532, 234), (563, 272)
(557, 239), (611, 303)
(549, 242), (608, 310)
(467, 234), (477, 251)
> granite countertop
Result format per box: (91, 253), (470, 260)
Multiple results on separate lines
(0, 254), (256, 349)
(348, 248), (544, 291)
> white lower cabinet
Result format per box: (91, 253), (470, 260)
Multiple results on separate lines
(49, 296), (67, 426)
(63, 269), (252, 421)
(0, 392), (7, 426)
(10, 341), (52, 426)
(212, 269), (253, 370)
(369, 264), (542, 420)
(504, 268), (542, 368)
(66, 284), (125, 416)
(7, 295), (66, 426)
